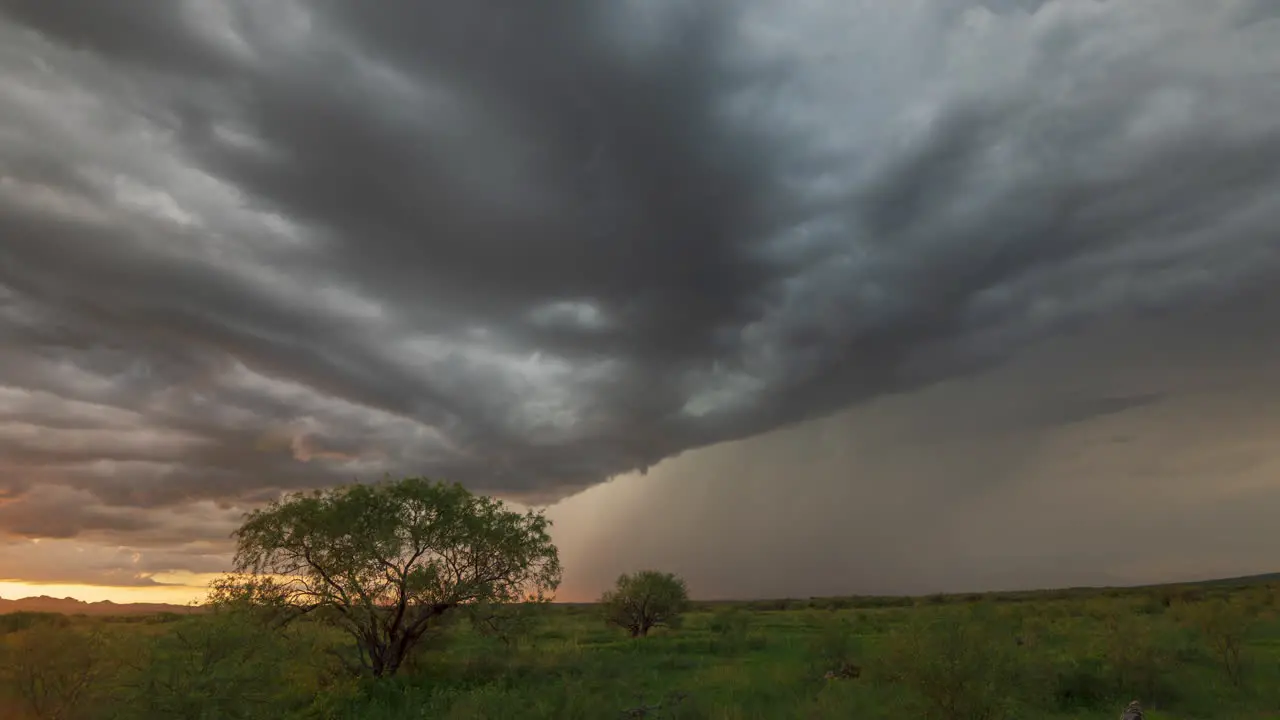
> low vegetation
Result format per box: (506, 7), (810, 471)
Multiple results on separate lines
(2, 478), (1278, 718)
(4, 580), (1278, 718)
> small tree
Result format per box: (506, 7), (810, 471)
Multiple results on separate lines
(1183, 599), (1252, 687)
(1098, 611), (1176, 703)
(210, 477), (561, 678)
(112, 611), (296, 719)
(0, 624), (110, 720)
(884, 609), (1017, 720)
(467, 599), (545, 650)
(600, 570), (690, 637)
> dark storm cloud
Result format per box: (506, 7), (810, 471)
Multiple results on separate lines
(1, 0), (1279, 559)
(0, 1), (234, 77)
(0, 494), (157, 539)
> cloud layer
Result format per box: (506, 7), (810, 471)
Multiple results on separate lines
(1, 0), (1279, 589)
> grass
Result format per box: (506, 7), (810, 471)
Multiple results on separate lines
(2, 581), (1279, 719)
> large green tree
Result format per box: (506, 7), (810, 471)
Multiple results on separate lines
(210, 477), (561, 677)
(600, 570), (690, 637)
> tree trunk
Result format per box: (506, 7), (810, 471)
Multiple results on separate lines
(370, 651), (387, 678)
(365, 638), (394, 678)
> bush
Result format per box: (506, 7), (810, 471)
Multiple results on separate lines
(0, 612), (71, 636)
(1182, 599), (1252, 687)
(1099, 612), (1179, 703)
(600, 571), (690, 638)
(1051, 657), (1113, 710)
(467, 600), (547, 650)
(882, 609), (1017, 720)
(706, 607), (753, 654)
(0, 623), (112, 720)
(806, 614), (861, 680)
(109, 610), (301, 720)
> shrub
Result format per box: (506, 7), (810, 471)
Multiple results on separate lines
(600, 571), (690, 638)
(109, 610), (300, 720)
(1051, 657), (1112, 710)
(0, 623), (111, 720)
(1183, 599), (1252, 687)
(1099, 612), (1178, 703)
(882, 609), (1017, 720)
(0, 612), (71, 636)
(706, 607), (753, 654)
(467, 600), (546, 650)
(810, 617), (862, 681)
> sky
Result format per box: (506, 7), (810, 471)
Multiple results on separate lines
(1, 0), (1279, 604)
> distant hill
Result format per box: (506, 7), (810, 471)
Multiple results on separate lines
(0, 593), (585, 616)
(0, 595), (198, 616)
(1176, 572), (1280, 587)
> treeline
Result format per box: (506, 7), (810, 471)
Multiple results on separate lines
(690, 580), (1266, 613)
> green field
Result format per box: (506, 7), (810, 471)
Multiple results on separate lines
(2, 581), (1279, 719)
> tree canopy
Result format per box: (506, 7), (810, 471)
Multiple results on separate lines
(600, 570), (690, 637)
(210, 477), (561, 677)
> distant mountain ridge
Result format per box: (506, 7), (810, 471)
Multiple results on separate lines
(0, 595), (198, 616)
(1176, 571), (1280, 587)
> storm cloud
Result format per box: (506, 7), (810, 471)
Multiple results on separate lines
(1, 0), (1279, 592)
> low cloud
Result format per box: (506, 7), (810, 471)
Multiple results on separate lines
(0, 536), (229, 587)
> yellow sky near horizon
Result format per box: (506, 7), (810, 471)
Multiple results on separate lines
(0, 582), (601, 605)
(0, 572), (219, 605)
(0, 579), (598, 606)
(0, 479), (626, 606)
(0, 491), (621, 604)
